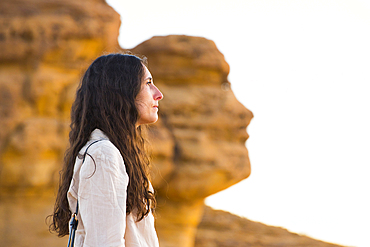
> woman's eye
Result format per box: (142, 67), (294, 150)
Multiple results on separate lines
(146, 80), (152, 85)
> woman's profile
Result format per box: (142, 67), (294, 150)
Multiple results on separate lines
(49, 53), (163, 246)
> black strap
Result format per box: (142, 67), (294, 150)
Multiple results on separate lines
(82, 139), (104, 163)
(67, 139), (104, 247)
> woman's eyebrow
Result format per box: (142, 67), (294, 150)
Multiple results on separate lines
(145, 77), (152, 81)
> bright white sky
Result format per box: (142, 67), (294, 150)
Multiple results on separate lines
(106, 0), (370, 246)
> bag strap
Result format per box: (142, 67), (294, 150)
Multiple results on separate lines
(67, 139), (104, 247)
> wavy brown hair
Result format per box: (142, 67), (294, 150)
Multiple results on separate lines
(49, 54), (156, 237)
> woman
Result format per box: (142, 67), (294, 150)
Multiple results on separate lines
(50, 54), (163, 246)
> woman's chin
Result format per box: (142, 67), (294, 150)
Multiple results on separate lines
(137, 116), (159, 126)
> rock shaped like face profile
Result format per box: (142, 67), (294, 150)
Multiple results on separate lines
(133, 35), (253, 247)
(134, 35), (252, 199)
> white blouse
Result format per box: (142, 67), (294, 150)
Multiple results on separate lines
(67, 129), (159, 247)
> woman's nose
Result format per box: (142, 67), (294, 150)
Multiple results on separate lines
(153, 85), (163, 101)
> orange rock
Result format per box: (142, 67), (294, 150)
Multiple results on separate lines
(195, 206), (345, 247)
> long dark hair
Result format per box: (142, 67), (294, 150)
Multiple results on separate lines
(49, 54), (156, 237)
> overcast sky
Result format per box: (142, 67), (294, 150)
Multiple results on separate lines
(106, 1), (370, 246)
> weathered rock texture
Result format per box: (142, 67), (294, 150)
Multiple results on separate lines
(195, 206), (345, 247)
(0, 0), (120, 193)
(132, 35), (253, 247)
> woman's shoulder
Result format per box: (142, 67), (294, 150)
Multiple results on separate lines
(81, 129), (125, 166)
(83, 129), (120, 156)
(79, 129), (127, 177)
(85, 139), (119, 156)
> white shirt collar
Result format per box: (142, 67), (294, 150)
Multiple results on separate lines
(90, 129), (109, 141)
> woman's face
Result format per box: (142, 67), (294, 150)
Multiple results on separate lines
(136, 65), (163, 126)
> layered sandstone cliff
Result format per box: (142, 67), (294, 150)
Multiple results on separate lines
(0, 0), (120, 246)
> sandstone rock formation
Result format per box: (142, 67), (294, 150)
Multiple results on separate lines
(195, 206), (345, 247)
(132, 35), (253, 247)
(1, 1), (338, 247)
(0, 0), (253, 244)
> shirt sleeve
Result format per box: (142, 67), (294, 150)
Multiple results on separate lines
(78, 141), (129, 247)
